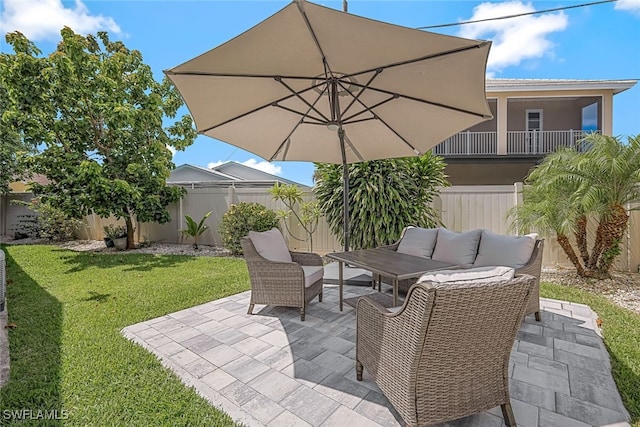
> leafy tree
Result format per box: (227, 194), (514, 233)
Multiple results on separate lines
(269, 183), (321, 252)
(181, 211), (211, 250)
(0, 34), (43, 192)
(510, 134), (640, 279)
(313, 152), (449, 250)
(1, 28), (196, 249)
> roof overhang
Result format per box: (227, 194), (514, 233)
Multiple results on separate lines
(486, 79), (637, 95)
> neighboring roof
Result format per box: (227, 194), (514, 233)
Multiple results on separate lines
(486, 78), (637, 95)
(8, 174), (50, 193)
(168, 162), (310, 188)
(211, 162), (306, 187)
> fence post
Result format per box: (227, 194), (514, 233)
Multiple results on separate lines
(512, 182), (524, 233)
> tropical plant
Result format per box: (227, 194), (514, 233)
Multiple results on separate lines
(510, 134), (640, 279)
(219, 202), (279, 255)
(181, 211), (211, 250)
(313, 152), (449, 250)
(1, 29), (196, 249)
(269, 183), (321, 251)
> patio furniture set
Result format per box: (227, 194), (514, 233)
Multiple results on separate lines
(241, 226), (543, 427)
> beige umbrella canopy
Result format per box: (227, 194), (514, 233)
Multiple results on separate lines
(166, 0), (492, 250)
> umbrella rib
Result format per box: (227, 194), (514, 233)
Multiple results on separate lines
(199, 80), (327, 134)
(344, 41), (491, 82)
(275, 104), (325, 124)
(275, 77), (330, 122)
(341, 95), (397, 123)
(338, 70), (382, 119)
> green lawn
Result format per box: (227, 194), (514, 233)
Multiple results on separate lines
(1, 244), (248, 426)
(1, 244), (638, 426)
(541, 282), (640, 426)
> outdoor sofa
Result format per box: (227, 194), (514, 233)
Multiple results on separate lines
(375, 227), (544, 321)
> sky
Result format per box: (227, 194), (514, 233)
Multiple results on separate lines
(1, 0), (639, 186)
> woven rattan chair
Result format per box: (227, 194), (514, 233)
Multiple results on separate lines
(241, 233), (323, 321)
(356, 275), (536, 427)
(375, 229), (544, 321)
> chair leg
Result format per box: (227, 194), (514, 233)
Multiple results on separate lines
(535, 311), (541, 322)
(300, 307), (305, 321)
(356, 361), (363, 381)
(247, 304), (254, 315)
(501, 402), (516, 427)
(319, 291), (323, 302)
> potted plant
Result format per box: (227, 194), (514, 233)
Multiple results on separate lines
(103, 224), (127, 250)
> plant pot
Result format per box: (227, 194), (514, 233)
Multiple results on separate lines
(104, 237), (115, 248)
(113, 237), (127, 250)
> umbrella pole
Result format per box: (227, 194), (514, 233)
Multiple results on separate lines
(339, 128), (349, 252)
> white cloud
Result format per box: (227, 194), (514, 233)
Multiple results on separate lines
(615, 0), (640, 14)
(166, 145), (176, 156)
(208, 159), (283, 176)
(458, 1), (568, 73)
(0, 0), (121, 41)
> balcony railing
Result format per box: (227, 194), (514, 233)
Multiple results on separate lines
(434, 130), (600, 156)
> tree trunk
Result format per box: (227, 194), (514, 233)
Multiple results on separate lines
(596, 204), (629, 275)
(587, 220), (607, 270)
(556, 233), (586, 277)
(125, 215), (135, 250)
(575, 214), (590, 265)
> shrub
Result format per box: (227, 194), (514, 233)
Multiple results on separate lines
(12, 198), (82, 241)
(220, 202), (279, 255)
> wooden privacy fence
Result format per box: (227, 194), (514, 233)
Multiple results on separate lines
(4, 183), (638, 272)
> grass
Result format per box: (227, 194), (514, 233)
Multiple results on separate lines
(1, 244), (638, 426)
(541, 282), (640, 426)
(0, 244), (249, 426)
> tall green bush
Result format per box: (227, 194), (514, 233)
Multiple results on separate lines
(219, 202), (279, 255)
(314, 152), (449, 250)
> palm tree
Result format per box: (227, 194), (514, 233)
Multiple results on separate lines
(181, 211), (211, 250)
(510, 134), (640, 279)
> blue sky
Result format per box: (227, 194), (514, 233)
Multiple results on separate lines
(1, 0), (639, 186)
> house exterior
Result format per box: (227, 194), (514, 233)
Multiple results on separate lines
(435, 78), (637, 185)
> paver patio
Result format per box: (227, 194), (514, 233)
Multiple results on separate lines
(122, 281), (630, 427)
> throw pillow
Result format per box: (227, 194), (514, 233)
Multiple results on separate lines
(248, 228), (292, 263)
(473, 229), (536, 269)
(396, 227), (439, 258)
(431, 228), (482, 266)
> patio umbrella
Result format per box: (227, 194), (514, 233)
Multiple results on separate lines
(165, 0), (492, 251)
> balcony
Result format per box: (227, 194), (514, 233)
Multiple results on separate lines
(433, 130), (600, 157)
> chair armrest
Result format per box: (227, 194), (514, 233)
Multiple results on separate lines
(290, 251), (323, 266)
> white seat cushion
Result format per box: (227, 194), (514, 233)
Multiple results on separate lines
(396, 227), (439, 259)
(473, 230), (537, 269)
(301, 266), (324, 287)
(418, 266), (515, 284)
(248, 228), (292, 263)
(431, 228), (482, 266)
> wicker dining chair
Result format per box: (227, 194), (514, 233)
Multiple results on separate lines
(356, 274), (536, 427)
(240, 229), (323, 321)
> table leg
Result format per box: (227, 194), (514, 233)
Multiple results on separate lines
(393, 278), (398, 307)
(339, 261), (344, 311)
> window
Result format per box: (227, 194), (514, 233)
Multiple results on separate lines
(526, 109), (543, 132)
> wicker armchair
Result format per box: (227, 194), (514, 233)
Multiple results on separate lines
(356, 275), (536, 427)
(375, 228), (544, 321)
(241, 233), (323, 321)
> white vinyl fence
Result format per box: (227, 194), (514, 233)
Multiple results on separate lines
(2, 184), (638, 272)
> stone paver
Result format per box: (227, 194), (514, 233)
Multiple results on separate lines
(122, 284), (631, 427)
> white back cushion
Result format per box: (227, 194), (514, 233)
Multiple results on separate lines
(431, 228), (482, 266)
(248, 228), (292, 263)
(473, 229), (536, 269)
(418, 266), (515, 284)
(396, 227), (439, 259)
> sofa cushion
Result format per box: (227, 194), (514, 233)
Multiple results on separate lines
(396, 227), (439, 258)
(431, 228), (482, 266)
(301, 266), (324, 287)
(248, 228), (292, 263)
(417, 266), (515, 285)
(473, 230), (536, 269)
